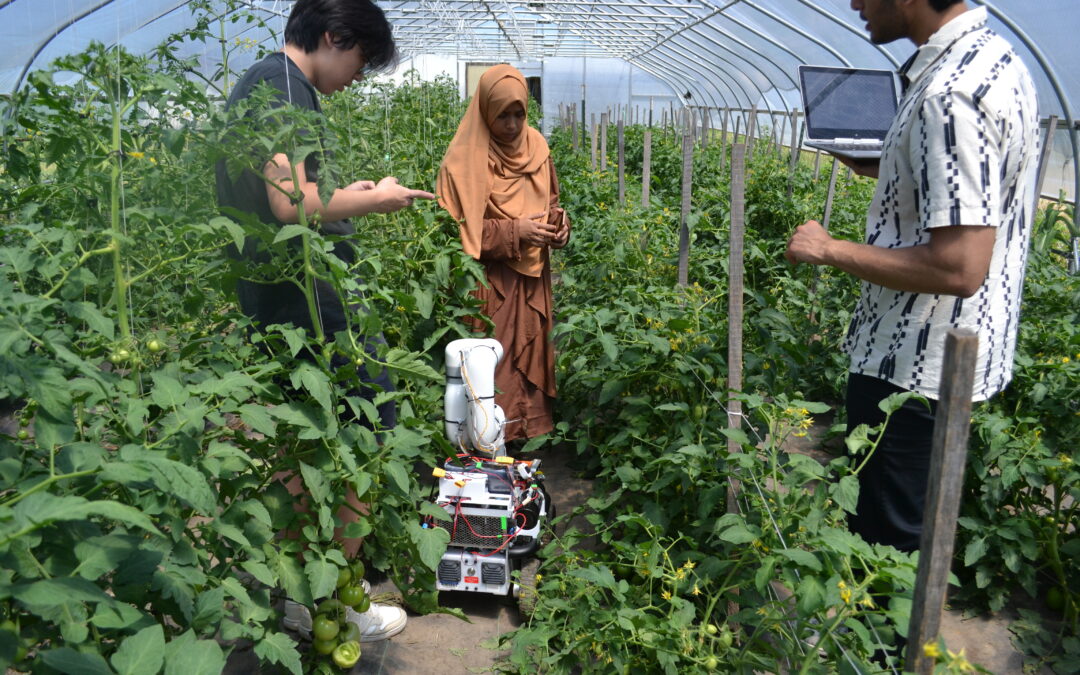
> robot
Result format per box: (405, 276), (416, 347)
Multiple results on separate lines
(423, 338), (553, 616)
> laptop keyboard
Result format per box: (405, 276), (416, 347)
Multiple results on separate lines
(820, 141), (881, 151)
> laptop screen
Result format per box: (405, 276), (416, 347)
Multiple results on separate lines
(799, 66), (898, 141)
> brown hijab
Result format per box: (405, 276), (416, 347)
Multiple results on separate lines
(437, 65), (552, 277)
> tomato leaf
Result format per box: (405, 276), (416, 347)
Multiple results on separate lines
(111, 624), (165, 675)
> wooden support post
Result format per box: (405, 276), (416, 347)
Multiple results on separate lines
(787, 111), (800, 197)
(702, 108), (710, 150)
(747, 105), (758, 155)
(617, 119), (626, 204)
(822, 158), (841, 231)
(906, 329), (979, 675)
(813, 148), (823, 181)
(590, 116), (598, 170)
(677, 129), (694, 287)
(773, 112), (783, 159)
(1034, 115), (1059, 202)
(726, 142), (747, 625)
(720, 108), (729, 173)
(649, 96), (654, 127)
(727, 143), (747, 446)
(572, 104), (579, 151)
(642, 129), (652, 208)
(600, 112), (609, 171)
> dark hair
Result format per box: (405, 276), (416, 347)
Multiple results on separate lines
(928, 0), (964, 11)
(285, 0), (397, 72)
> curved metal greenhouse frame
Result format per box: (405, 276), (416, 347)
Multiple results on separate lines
(0, 0), (1076, 202)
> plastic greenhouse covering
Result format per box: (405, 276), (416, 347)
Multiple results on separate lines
(0, 0), (1077, 200)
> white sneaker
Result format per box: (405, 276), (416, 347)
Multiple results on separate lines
(344, 603), (407, 642)
(283, 582), (407, 643)
(282, 579), (371, 636)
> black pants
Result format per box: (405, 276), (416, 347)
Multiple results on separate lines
(845, 373), (937, 552)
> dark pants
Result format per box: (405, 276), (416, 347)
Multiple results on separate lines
(845, 373), (937, 552)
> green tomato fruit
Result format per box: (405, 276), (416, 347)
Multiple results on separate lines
(313, 616), (340, 642)
(350, 560), (366, 581)
(352, 594), (371, 614)
(704, 623), (718, 636)
(336, 567), (353, 589)
(146, 339), (164, 353)
(313, 637), (338, 655)
(332, 640), (361, 669)
(339, 585), (366, 609)
(1045, 586), (1065, 612)
(109, 349), (130, 364)
(343, 622), (362, 644)
(16, 430), (29, 441)
(704, 655), (719, 669)
(317, 598), (345, 617)
(718, 628), (734, 649)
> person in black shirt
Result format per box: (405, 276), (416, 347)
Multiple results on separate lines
(216, 0), (433, 643)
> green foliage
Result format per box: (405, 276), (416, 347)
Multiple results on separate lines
(0, 4), (479, 672)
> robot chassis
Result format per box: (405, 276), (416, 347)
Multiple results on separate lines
(422, 338), (553, 615)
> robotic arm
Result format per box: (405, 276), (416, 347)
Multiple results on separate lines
(444, 338), (506, 456)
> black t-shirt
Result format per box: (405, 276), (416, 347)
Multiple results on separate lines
(215, 52), (353, 335)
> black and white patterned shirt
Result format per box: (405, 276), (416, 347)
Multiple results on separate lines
(844, 7), (1040, 402)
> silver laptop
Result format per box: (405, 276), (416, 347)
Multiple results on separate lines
(798, 65), (898, 160)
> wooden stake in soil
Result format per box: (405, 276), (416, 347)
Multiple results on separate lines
(1034, 115), (1059, 203)
(600, 112), (609, 171)
(813, 148), (823, 180)
(642, 129), (652, 208)
(727, 143), (747, 453)
(617, 118), (626, 204)
(677, 129), (694, 287)
(822, 157), (841, 231)
(747, 105), (758, 155)
(720, 108), (729, 174)
(702, 108), (710, 150)
(787, 110), (800, 196)
(591, 113), (597, 170)
(906, 329), (978, 675)
(726, 143), (748, 624)
(572, 103), (579, 151)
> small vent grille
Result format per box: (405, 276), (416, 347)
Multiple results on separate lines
(481, 562), (506, 585)
(436, 514), (506, 549)
(437, 559), (461, 585)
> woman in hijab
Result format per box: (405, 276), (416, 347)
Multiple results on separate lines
(437, 65), (570, 443)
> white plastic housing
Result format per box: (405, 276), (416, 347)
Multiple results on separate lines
(444, 338), (505, 454)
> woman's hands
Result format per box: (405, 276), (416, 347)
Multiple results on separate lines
(517, 210), (570, 248)
(517, 212), (558, 248)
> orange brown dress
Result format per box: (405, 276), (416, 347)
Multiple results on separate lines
(436, 65), (570, 441)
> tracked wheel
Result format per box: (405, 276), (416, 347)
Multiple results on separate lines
(517, 556), (540, 619)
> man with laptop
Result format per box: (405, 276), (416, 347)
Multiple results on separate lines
(785, 0), (1039, 559)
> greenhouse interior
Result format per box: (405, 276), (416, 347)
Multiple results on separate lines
(0, 0), (1077, 673)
